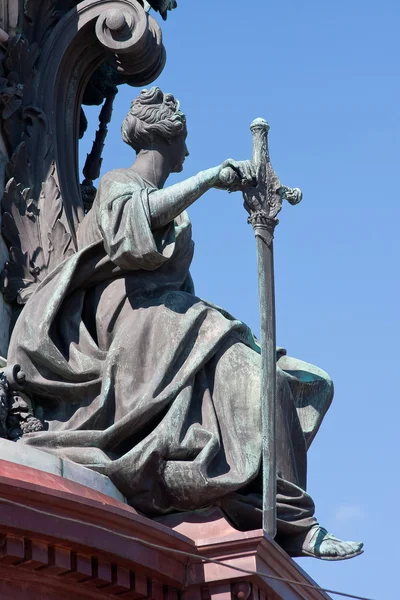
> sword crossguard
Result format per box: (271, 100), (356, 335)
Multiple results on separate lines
(243, 118), (302, 241)
(279, 186), (303, 206)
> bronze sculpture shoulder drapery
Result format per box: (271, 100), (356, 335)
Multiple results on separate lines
(6, 87), (363, 561)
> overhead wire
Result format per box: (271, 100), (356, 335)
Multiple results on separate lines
(0, 496), (375, 600)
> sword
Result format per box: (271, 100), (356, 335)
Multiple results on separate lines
(221, 120), (302, 537)
(246, 118), (302, 537)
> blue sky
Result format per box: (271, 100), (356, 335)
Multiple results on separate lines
(80, 1), (400, 598)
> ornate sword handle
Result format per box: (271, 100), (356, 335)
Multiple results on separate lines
(250, 117), (270, 188)
(244, 118), (303, 245)
(245, 118), (277, 244)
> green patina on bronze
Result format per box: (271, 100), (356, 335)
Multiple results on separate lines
(3, 87), (363, 560)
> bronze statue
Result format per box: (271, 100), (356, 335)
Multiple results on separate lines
(5, 87), (363, 560)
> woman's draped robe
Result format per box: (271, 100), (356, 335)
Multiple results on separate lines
(7, 170), (333, 535)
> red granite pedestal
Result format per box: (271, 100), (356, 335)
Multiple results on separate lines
(0, 459), (330, 600)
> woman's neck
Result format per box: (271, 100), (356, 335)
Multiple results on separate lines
(131, 148), (170, 189)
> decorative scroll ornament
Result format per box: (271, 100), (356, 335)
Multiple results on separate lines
(95, 3), (166, 82)
(1, 0), (168, 306)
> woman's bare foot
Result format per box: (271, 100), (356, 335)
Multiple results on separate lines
(282, 525), (364, 561)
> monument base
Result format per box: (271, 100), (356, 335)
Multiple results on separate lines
(0, 453), (330, 599)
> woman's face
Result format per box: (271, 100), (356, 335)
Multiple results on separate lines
(169, 128), (189, 173)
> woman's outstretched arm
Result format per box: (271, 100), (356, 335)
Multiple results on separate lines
(148, 160), (255, 229)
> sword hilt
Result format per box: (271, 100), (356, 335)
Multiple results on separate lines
(245, 118), (302, 225)
(250, 118), (270, 182)
(219, 118), (270, 189)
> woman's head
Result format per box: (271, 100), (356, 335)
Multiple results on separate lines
(122, 87), (188, 172)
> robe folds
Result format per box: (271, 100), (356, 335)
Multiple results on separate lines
(7, 169), (333, 533)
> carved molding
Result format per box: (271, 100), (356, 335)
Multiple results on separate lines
(0, 533), (177, 599)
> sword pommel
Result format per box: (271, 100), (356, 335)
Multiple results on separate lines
(279, 186), (303, 206)
(250, 118), (270, 185)
(250, 117), (270, 134)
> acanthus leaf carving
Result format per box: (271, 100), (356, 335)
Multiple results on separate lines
(0, 74), (23, 120)
(23, 0), (77, 48)
(7, 107), (53, 200)
(39, 167), (75, 274)
(4, 34), (39, 104)
(2, 160), (75, 305)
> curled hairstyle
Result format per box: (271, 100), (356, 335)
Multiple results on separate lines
(121, 87), (186, 152)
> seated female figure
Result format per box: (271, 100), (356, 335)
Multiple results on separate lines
(7, 87), (362, 560)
